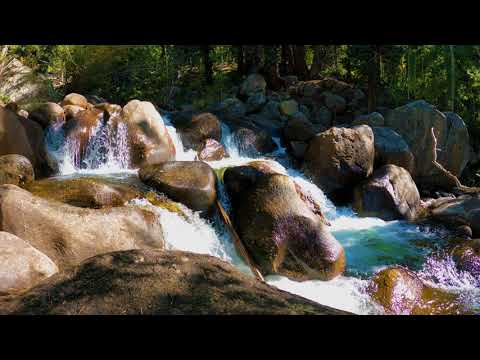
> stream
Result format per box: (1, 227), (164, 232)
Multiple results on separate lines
(43, 113), (480, 315)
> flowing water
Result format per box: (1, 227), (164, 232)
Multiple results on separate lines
(43, 113), (480, 315)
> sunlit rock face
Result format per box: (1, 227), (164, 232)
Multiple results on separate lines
(0, 231), (58, 294)
(0, 185), (164, 269)
(224, 161), (345, 281)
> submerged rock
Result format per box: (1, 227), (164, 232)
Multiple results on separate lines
(197, 139), (228, 161)
(232, 127), (278, 157)
(303, 125), (374, 202)
(24, 176), (143, 208)
(353, 164), (421, 221)
(369, 266), (463, 315)
(429, 195), (480, 237)
(0, 154), (34, 186)
(224, 161), (345, 281)
(1, 249), (350, 315)
(0, 231), (58, 295)
(139, 161), (217, 214)
(452, 244), (480, 280)
(0, 185), (164, 269)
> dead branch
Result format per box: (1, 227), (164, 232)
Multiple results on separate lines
(215, 200), (265, 282)
(430, 127), (480, 194)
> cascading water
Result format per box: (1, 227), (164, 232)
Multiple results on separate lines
(44, 110), (480, 314)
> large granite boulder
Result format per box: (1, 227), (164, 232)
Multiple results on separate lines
(372, 127), (415, 173)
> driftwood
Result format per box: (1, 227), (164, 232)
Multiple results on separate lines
(430, 127), (480, 194)
(215, 200), (265, 282)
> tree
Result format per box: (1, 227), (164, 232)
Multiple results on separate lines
(293, 45), (309, 80)
(202, 45), (213, 85)
(262, 45), (284, 90)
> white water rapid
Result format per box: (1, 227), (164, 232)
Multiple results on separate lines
(44, 112), (480, 314)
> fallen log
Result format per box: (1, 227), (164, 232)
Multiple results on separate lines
(215, 199), (265, 282)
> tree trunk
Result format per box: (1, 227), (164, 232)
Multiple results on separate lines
(244, 45), (261, 74)
(367, 46), (378, 113)
(263, 45), (284, 91)
(236, 45), (246, 76)
(293, 45), (309, 80)
(310, 45), (324, 79)
(202, 45), (213, 85)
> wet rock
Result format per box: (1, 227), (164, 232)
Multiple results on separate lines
(372, 126), (415, 173)
(24, 176), (143, 208)
(0, 107), (53, 178)
(224, 162), (345, 281)
(28, 102), (65, 129)
(353, 164), (421, 221)
(369, 266), (462, 315)
(303, 125), (375, 201)
(455, 225), (473, 239)
(429, 195), (480, 237)
(1, 249), (350, 315)
(178, 112), (222, 151)
(0, 154), (34, 186)
(197, 139), (228, 161)
(0, 231), (58, 294)
(452, 244), (480, 280)
(61, 93), (89, 109)
(247, 113), (284, 137)
(385, 101), (470, 187)
(63, 105), (85, 121)
(289, 141), (309, 160)
(63, 107), (103, 166)
(0, 185), (164, 269)
(232, 127), (278, 157)
(115, 99), (176, 167)
(93, 103), (122, 117)
(139, 161), (217, 214)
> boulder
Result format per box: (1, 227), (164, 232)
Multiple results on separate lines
(0, 231), (58, 294)
(384, 101), (470, 186)
(224, 162), (345, 281)
(178, 112), (222, 151)
(0, 154), (34, 186)
(196, 139), (228, 161)
(247, 113), (284, 137)
(210, 98), (246, 124)
(0, 107), (52, 178)
(245, 93), (267, 113)
(28, 102), (65, 129)
(61, 93), (89, 109)
(372, 127), (415, 173)
(289, 141), (309, 160)
(303, 125), (375, 201)
(1, 249), (350, 315)
(352, 112), (385, 127)
(139, 161), (217, 214)
(283, 112), (316, 143)
(0, 185), (164, 269)
(239, 74), (267, 98)
(311, 105), (333, 129)
(279, 100), (299, 117)
(232, 127), (278, 156)
(24, 176), (144, 208)
(259, 100), (284, 122)
(115, 100), (176, 167)
(369, 266), (462, 315)
(323, 92), (346, 114)
(429, 195), (480, 237)
(353, 164), (421, 221)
